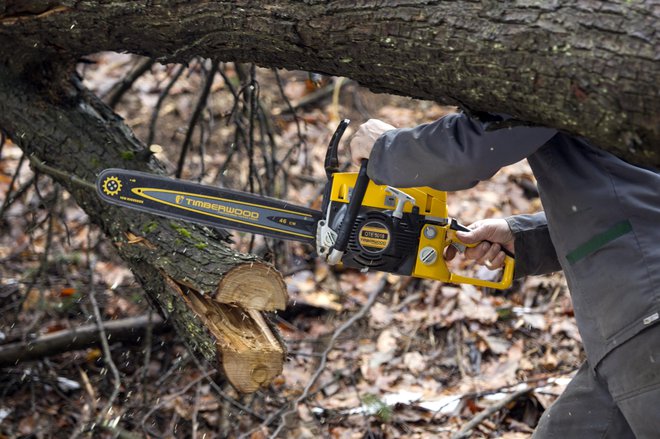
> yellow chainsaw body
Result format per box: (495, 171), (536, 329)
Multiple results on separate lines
(328, 172), (514, 290)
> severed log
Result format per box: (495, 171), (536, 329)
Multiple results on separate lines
(0, 64), (287, 393)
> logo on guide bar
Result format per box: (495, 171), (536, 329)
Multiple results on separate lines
(101, 176), (122, 196)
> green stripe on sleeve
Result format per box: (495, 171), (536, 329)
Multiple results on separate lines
(566, 220), (633, 265)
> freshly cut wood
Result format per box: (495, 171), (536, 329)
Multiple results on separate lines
(216, 263), (288, 311)
(183, 287), (284, 393)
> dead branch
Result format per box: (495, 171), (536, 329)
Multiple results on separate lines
(86, 239), (122, 427)
(451, 387), (532, 439)
(0, 314), (168, 367)
(147, 63), (186, 148)
(175, 59), (219, 178)
(106, 56), (155, 109)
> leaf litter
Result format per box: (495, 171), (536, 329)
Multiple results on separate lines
(0, 53), (584, 438)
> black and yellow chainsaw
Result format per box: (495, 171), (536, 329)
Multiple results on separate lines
(97, 120), (514, 290)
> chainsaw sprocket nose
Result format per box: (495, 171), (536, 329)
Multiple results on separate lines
(101, 175), (122, 197)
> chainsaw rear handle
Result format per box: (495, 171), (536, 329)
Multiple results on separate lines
(445, 228), (515, 289)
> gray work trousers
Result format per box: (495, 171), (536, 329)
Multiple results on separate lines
(533, 324), (660, 438)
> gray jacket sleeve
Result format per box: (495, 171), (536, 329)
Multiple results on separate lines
(505, 212), (562, 278)
(367, 112), (557, 191)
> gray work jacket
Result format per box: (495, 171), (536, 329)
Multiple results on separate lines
(368, 112), (660, 367)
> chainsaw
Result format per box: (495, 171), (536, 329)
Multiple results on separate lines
(96, 120), (514, 290)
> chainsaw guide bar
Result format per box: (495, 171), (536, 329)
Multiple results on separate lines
(97, 169), (321, 243)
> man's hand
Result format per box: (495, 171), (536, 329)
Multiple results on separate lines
(445, 219), (515, 270)
(348, 119), (396, 163)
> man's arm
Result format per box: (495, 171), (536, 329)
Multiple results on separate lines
(366, 112), (557, 191)
(505, 212), (561, 278)
(453, 213), (561, 278)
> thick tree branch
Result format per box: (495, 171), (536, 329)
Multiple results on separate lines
(0, 1), (658, 166)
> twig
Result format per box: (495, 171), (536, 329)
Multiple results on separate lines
(266, 277), (388, 438)
(86, 232), (121, 429)
(28, 155), (96, 190)
(272, 69), (307, 175)
(175, 59), (219, 178)
(192, 381), (202, 439)
(348, 365), (374, 435)
(106, 56), (155, 109)
(244, 63), (260, 194)
(71, 368), (97, 439)
(0, 176), (34, 219)
(20, 185), (59, 324)
(451, 387), (532, 439)
(197, 95), (213, 181)
(141, 309), (155, 404)
(257, 102), (276, 194)
(213, 66), (245, 184)
(454, 323), (467, 380)
(141, 369), (216, 435)
(392, 292), (423, 312)
(329, 77), (346, 123)
(147, 63), (186, 148)
(275, 80), (350, 114)
(0, 151), (26, 220)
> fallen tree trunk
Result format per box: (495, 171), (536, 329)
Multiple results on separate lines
(0, 65), (287, 393)
(1, 0), (658, 166)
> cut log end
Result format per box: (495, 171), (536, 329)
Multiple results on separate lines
(180, 285), (285, 393)
(216, 262), (287, 311)
(216, 307), (284, 392)
(221, 349), (284, 393)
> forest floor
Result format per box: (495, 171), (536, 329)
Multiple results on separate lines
(0, 53), (584, 438)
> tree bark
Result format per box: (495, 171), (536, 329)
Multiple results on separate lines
(0, 65), (287, 393)
(0, 1), (658, 167)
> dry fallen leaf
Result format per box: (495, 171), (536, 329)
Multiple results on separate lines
(551, 319), (582, 342)
(478, 339), (524, 388)
(457, 289), (498, 324)
(522, 313), (547, 331)
(479, 334), (512, 355)
(94, 261), (134, 290)
(376, 329), (398, 354)
(403, 351), (427, 374)
(369, 302), (393, 328)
